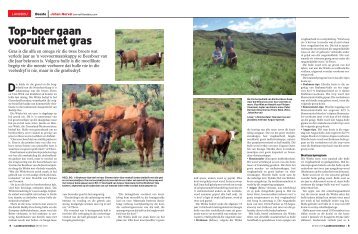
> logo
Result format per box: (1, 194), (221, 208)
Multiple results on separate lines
(8, 10), (31, 17)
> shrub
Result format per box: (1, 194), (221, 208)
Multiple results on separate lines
(123, 37), (142, 44)
(115, 29), (123, 35)
(122, 138), (136, 150)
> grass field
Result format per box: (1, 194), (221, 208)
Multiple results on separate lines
(62, 84), (164, 173)
(115, 29), (164, 81)
(193, 31), (296, 95)
(193, 98), (242, 173)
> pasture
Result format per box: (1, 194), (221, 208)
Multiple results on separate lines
(115, 29), (164, 81)
(62, 84), (164, 173)
(193, 98), (242, 173)
(193, 31), (296, 95)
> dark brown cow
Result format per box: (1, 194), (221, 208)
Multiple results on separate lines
(86, 116), (102, 138)
(141, 52), (163, 70)
(205, 128), (238, 158)
(86, 84), (103, 98)
(124, 101), (149, 119)
(63, 120), (88, 161)
(117, 49), (138, 69)
(103, 105), (126, 120)
(198, 134), (217, 160)
(91, 125), (112, 169)
(68, 92), (78, 107)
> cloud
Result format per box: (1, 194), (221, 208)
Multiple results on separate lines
(193, 24), (209, 30)
(228, 18), (295, 33)
(229, 20), (234, 24)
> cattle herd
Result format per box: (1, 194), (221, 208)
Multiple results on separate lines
(198, 128), (238, 161)
(116, 49), (164, 70)
(63, 84), (164, 170)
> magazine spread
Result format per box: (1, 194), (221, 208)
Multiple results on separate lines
(1, 1), (357, 234)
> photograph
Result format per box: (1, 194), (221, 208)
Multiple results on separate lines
(115, 29), (164, 81)
(193, 98), (242, 173)
(193, 18), (296, 95)
(62, 84), (164, 173)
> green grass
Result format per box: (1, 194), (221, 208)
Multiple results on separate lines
(193, 34), (296, 95)
(193, 99), (242, 173)
(62, 139), (164, 173)
(115, 29), (164, 81)
(62, 84), (164, 173)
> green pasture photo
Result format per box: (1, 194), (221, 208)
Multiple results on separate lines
(62, 84), (164, 173)
(193, 98), (242, 173)
(115, 29), (164, 81)
(193, 23), (296, 95)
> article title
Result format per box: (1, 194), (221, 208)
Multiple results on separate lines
(8, 26), (92, 47)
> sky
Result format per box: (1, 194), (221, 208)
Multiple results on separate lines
(193, 18), (296, 34)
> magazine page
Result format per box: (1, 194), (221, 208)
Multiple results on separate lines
(1, 1), (356, 234)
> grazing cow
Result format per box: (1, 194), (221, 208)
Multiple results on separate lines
(91, 125), (112, 169)
(124, 101), (149, 119)
(68, 92), (78, 107)
(103, 105), (126, 120)
(146, 117), (164, 157)
(63, 120), (88, 161)
(62, 108), (92, 125)
(86, 84), (103, 98)
(205, 128), (238, 158)
(97, 117), (139, 150)
(140, 52), (164, 70)
(198, 134), (217, 160)
(116, 49), (138, 69)
(135, 117), (157, 167)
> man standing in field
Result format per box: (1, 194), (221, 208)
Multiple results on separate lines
(212, 47), (224, 65)
(215, 36), (224, 51)
(224, 36), (235, 65)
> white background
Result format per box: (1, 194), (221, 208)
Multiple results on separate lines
(1, 1), (357, 234)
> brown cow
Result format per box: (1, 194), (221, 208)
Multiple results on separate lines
(141, 52), (163, 70)
(86, 84), (103, 98)
(124, 101), (149, 119)
(86, 116), (102, 138)
(62, 108), (92, 157)
(198, 134), (217, 160)
(97, 117), (138, 150)
(63, 120), (88, 161)
(91, 125), (112, 169)
(104, 105), (126, 120)
(135, 117), (156, 167)
(206, 128), (238, 158)
(68, 92), (78, 107)
(92, 109), (105, 118)
(117, 49), (138, 69)
(146, 117), (164, 157)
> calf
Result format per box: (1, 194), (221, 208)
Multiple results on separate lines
(206, 128), (238, 158)
(91, 125), (112, 169)
(63, 120), (88, 161)
(135, 117), (156, 167)
(198, 134), (217, 160)
(117, 49), (138, 69)
(68, 92), (78, 107)
(140, 52), (163, 70)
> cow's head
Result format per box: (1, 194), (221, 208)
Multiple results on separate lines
(226, 130), (239, 142)
(116, 49), (125, 57)
(209, 134), (218, 145)
(156, 52), (163, 58)
(133, 101), (149, 117)
(97, 128), (111, 146)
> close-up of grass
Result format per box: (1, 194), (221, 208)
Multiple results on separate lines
(62, 84), (164, 173)
(115, 29), (164, 81)
(193, 98), (242, 173)
(193, 30), (296, 95)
